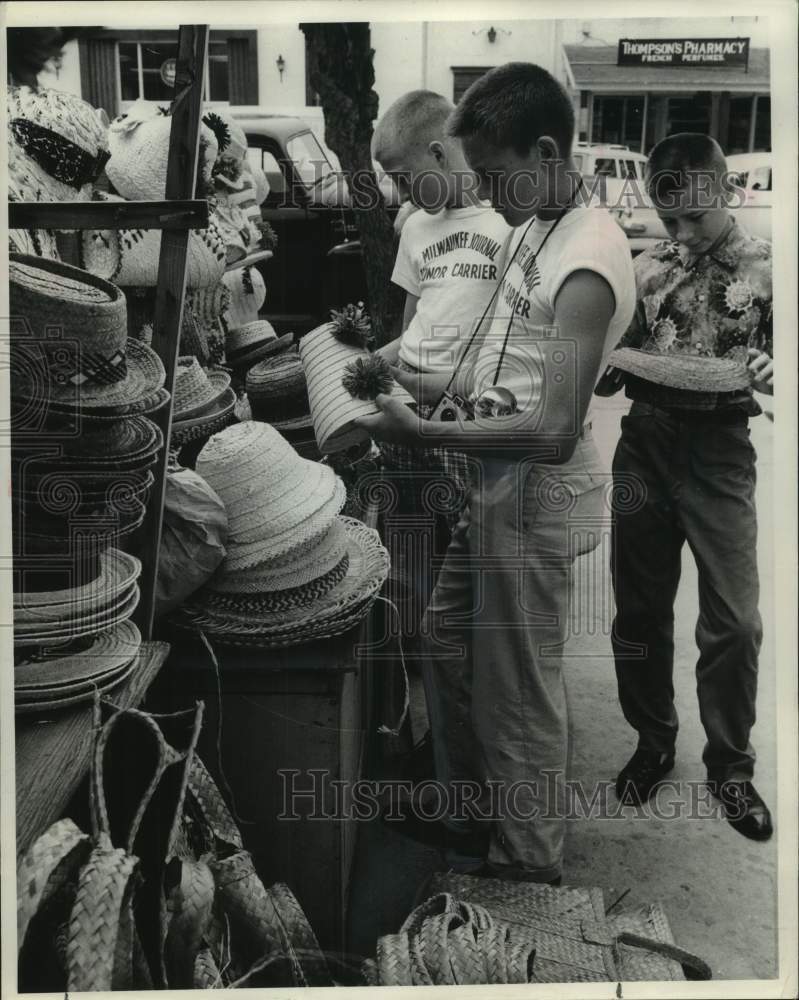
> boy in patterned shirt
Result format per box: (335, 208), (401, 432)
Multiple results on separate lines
(597, 133), (774, 840)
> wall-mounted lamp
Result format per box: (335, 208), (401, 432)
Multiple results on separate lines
(472, 25), (511, 43)
(276, 54), (286, 81)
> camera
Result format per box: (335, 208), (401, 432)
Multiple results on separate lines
(429, 390), (475, 426)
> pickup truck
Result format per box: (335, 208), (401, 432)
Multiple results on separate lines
(230, 112), (398, 335)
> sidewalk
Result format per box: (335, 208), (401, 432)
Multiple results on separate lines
(347, 393), (777, 980)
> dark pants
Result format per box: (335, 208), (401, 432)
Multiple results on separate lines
(611, 401), (762, 782)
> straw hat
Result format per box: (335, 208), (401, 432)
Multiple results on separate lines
(196, 422), (344, 567)
(607, 347), (751, 393)
(10, 255), (165, 409)
(298, 322), (415, 454)
(81, 196), (227, 290)
(15, 622), (142, 714)
(171, 389), (236, 448)
(7, 86), (109, 204)
(222, 265), (266, 329)
(173, 358), (231, 420)
(245, 354), (311, 429)
(106, 100), (217, 202)
(14, 547), (141, 616)
(208, 109), (248, 191)
(14, 582), (140, 646)
(226, 320), (294, 369)
(15, 469), (154, 521)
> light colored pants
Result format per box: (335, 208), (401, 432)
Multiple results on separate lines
(419, 433), (607, 881)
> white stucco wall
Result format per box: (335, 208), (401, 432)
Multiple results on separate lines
(559, 15), (771, 47)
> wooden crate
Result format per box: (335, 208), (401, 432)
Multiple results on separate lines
(152, 617), (375, 952)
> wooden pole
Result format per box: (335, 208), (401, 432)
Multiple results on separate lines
(8, 200), (208, 232)
(134, 24), (209, 640)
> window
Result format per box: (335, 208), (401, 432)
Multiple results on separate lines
(667, 94), (711, 135)
(245, 146), (284, 196)
(591, 96), (645, 149)
(117, 39), (230, 107)
(754, 97), (770, 151)
(285, 132), (334, 188)
(594, 158), (617, 178)
(451, 67), (493, 104)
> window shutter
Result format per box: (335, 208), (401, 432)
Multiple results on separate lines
(227, 35), (259, 105)
(78, 38), (118, 118)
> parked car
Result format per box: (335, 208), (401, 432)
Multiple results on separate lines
(602, 145), (772, 254)
(229, 111), (399, 335)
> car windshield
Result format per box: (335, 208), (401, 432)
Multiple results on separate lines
(286, 132), (334, 188)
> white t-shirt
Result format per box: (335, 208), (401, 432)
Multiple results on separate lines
(468, 206), (635, 419)
(391, 205), (512, 373)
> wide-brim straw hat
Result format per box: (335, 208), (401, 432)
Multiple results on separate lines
(173, 358), (232, 421)
(10, 254), (165, 408)
(14, 621), (142, 714)
(15, 469), (154, 521)
(51, 415), (162, 466)
(7, 85), (109, 204)
(14, 547), (141, 617)
(13, 580), (140, 645)
(196, 422), (344, 566)
(16, 497), (147, 558)
(298, 322), (415, 454)
(226, 320), (294, 369)
(82, 201), (227, 290)
(607, 347), (751, 393)
(106, 99), (217, 202)
(175, 517), (388, 647)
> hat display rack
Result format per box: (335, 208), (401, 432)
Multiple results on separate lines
(8, 23), (214, 659)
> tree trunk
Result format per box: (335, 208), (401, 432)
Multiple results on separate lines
(301, 22), (403, 347)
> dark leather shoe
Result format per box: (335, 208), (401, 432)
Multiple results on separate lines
(616, 748), (676, 805)
(710, 780), (773, 841)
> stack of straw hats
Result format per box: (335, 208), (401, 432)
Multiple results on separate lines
(13, 552), (143, 713)
(9, 254), (162, 710)
(170, 356), (236, 448)
(298, 320), (415, 454)
(171, 422), (389, 647)
(225, 319), (293, 371)
(222, 265), (266, 330)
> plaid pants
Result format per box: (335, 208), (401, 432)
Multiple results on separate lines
(378, 360), (473, 638)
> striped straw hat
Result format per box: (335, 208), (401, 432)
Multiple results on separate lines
(298, 322), (415, 454)
(226, 320), (294, 369)
(607, 347), (751, 393)
(9, 255), (165, 409)
(245, 354), (311, 429)
(196, 422), (344, 567)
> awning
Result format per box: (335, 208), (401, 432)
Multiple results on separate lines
(563, 44), (770, 94)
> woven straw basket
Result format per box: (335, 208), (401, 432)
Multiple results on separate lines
(298, 323), (415, 453)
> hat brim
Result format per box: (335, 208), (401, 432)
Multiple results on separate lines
(173, 370), (232, 421)
(13, 585), (140, 645)
(171, 387), (237, 447)
(227, 333), (294, 369)
(13, 338), (165, 409)
(179, 517), (388, 644)
(14, 548), (141, 614)
(608, 348), (751, 393)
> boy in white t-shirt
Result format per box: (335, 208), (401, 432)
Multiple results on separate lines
(371, 92), (511, 646)
(359, 64), (635, 883)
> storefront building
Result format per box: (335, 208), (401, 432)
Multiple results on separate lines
(562, 36), (770, 154)
(40, 18), (770, 157)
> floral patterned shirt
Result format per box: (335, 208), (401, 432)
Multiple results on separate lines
(619, 219), (772, 410)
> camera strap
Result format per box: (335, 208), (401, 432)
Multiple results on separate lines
(491, 190), (578, 387)
(441, 214), (537, 397)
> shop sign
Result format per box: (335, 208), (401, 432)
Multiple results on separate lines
(618, 38), (750, 68)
